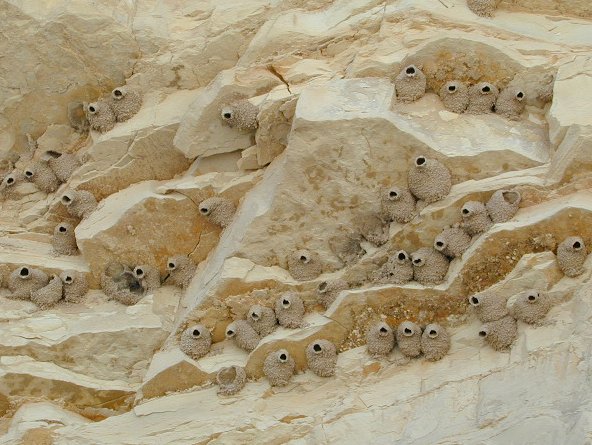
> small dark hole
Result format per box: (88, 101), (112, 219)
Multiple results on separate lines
(25, 171), (33, 177)
(398, 252), (406, 261)
(45, 150), (62, 159)
(462, 208), (469, 215)
(471, 296), (479, 305)
(7, 177), (14, 184)
(200, 207), (208, 214)
(416, 157), (426, 166)
(379, 326), (388, 333)
(282, 299), (289, 305)
(136, 268), (143, 276)
(279, 353), (287, 361)
(227, 329), (234, 336)
(89, 106), (96, 113)
(65, 276), (72, 283)
(479, 330), (487, 337)
(528, 294), (536, 302)
(300, 255), (308, 262)
(429, 329), (437, 336)
(223, 112), (232, 119)
(573, 241), (581, 249)
(313, 344), (322, 352)
(114, 89), (123, 97)
(62, 196), (72, 203)
(20, 267), (29, 277)
(59, 226), (67, 233)
(448, 85), (456, 92)
(516, 92), (524, 99)
(436, 241), (444, 247)
(482, 86), (491, 93)
(251, 312), (260, 320)
(406, 66), (416, 75)
(168, 262), (175, 269)
(389, 191), (397, 198)
(318, 282), (327, 291)
(192, 329), (200, 336)
(413, 258), (421, 264)
(404, 327), (412, 334)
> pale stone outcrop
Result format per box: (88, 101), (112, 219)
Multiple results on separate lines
(0, 0), (591, 443)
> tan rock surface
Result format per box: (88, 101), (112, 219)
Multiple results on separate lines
(0, 0), (591, 443)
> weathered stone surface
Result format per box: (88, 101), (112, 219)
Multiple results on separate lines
(1, 0), (592, 443)
(0, 293), (174, 383)
(547, 57), (592, 183)
(174, 69), (282, 158)
(71, 91), (197, 200)
(232, 77), (549, 270)
(0, 1), (138, 153)
(0, 355), (135, 414)
(42, 276), (592, 444)
(0, 237), (92, 286)
(75, 181), (212, 281)
(1, 402), (89, 444)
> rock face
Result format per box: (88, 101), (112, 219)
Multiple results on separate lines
(0, 0), (591, 444)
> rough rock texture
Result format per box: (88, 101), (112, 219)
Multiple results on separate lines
(1, 0), (592, 443)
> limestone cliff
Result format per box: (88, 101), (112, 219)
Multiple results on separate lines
(0, 0), (591, 444)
